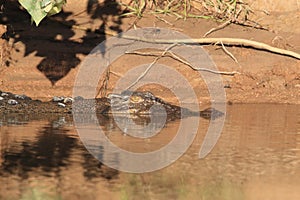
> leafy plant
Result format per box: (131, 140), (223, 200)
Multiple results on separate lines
(18, 0), (66, 26)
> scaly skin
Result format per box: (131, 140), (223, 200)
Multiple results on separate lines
(106, 91), (224, 120)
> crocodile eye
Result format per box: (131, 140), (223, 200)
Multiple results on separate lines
(130, 96), (143, 103)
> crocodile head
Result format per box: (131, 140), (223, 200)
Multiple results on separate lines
(107, 91), (176, 115)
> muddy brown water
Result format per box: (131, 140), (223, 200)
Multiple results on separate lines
(0, 104), (300, 200)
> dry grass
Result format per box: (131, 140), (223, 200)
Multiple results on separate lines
(119, 0), (254, 23)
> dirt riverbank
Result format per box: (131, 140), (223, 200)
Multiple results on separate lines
(0, 0), (299, 105)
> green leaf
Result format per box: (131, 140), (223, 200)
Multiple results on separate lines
(19, 0), (47, 26)
(18, 0), (67, 26)
(40, 0), (52, 8)
(43, 2), (53, 13)
(47, 0), (66, 16)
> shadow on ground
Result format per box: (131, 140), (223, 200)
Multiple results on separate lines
(0, 0), (124, 85)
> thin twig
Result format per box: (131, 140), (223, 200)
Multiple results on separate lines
(235, 6), (243, 19)
(125, 43), (178, 90)
(219, 41), (239, 63)
(155, 15), (174, 26)
(203, 19), (231, 37)
(168, 51), (239, 75)
(126, 50), (240, 76)
(234, 19), (271, 32)
(110, 70), (123, 77)
(121, 36), (300, 60)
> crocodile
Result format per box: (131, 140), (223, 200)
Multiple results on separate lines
(105, 91), (224, 120)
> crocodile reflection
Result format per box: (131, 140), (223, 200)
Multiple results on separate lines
(106, 91), (223, 120)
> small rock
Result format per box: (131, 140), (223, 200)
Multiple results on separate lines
(0, 97), (4, 101)
(1, 92), (8, 97)
(295, 84), (300, 88)
(57, 102), (66, 108)
(53, 96), (65, 102)
(63, 97), (74, 104)
(8, 99), (18, 105)
(15, 94), (31, 100)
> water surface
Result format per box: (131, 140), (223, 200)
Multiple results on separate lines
(1, 104), (300, 200)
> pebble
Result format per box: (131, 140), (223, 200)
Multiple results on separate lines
(57, 102), (66, 108)
(8, 99), (18, 105)
(15, 94), (31, 100)
(0, 97), (4, 101)
(1, 92), (8, 97)
(53, 96), (65, 102)
(63, 97), (74, 104)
